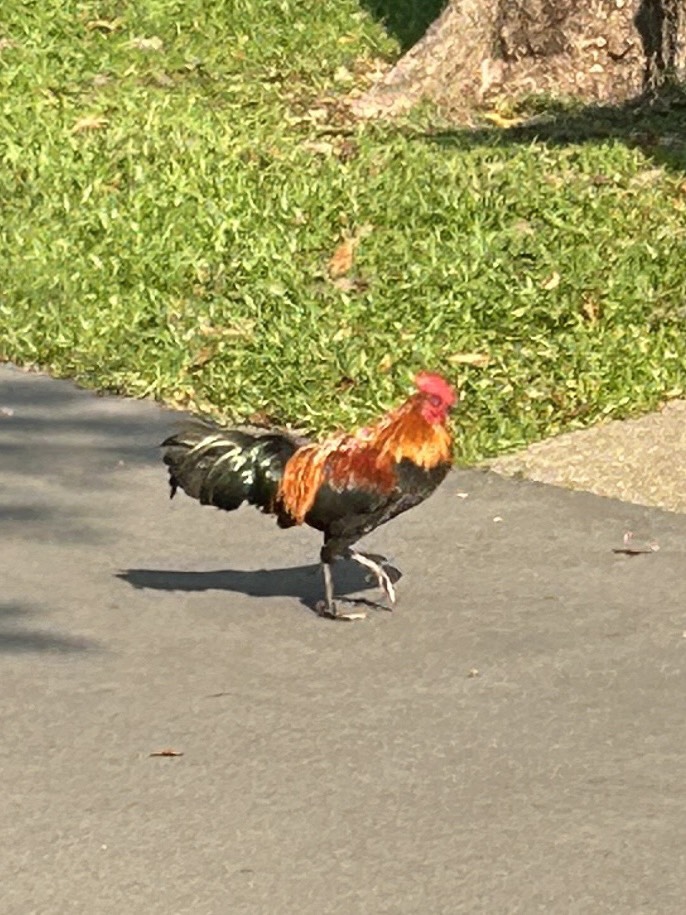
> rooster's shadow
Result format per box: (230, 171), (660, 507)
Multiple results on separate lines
(117, 560), (401, 614)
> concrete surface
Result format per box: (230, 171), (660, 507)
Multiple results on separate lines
(2, 363), (686, 914)
(489, 400), (686, 514)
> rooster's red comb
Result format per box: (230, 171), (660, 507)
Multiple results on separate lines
(414, 372), (457, 406)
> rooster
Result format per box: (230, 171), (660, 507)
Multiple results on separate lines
(161, 372), (457, 620)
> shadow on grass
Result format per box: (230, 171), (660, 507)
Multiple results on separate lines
(422, 90), (686, 176)
(360, 0), (447, 51)
(0, 602), (97, 653)
(118, 560), (399, 615)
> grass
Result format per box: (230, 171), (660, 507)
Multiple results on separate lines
(1, 1), (685, 464)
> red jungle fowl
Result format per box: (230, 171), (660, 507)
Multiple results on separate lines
(161, 372), (457, 620)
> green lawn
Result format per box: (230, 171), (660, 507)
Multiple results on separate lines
(1, 1), (685, 463)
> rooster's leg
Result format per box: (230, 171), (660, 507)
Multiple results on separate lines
(322, 562), (335, 613)
(317, 562), (366, 621)
(349, 550), (397, 607)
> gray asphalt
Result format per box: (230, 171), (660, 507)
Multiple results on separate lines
(2, 363), (686, 914)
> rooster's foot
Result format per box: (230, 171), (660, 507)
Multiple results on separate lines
(349, 550), (398, 607)
(318, 562), (366, 620)
(315, 600), (367, 622)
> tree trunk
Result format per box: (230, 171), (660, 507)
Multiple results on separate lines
(350, 0), (685, 119)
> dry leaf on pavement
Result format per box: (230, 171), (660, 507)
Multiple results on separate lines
(612, 531), (659, 555)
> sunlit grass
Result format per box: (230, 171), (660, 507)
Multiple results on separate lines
(1, 1), (685, 463)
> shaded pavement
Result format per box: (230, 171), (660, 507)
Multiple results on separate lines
(2, 364), (685, 914)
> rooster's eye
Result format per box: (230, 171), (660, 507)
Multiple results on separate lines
(428, 394), (442, 408)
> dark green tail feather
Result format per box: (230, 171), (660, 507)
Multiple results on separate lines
(161, 421), (303, 515)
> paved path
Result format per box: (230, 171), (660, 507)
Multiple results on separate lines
(490, 400), (686, 514)
(2, 364), (686, 914)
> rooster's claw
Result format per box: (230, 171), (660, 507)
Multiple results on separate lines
(315, 600), (367, 622)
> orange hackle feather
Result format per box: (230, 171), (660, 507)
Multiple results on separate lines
(369, 395), (453, 468)
(277, 385), (453, 526)
(277, 437), (344, 524)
